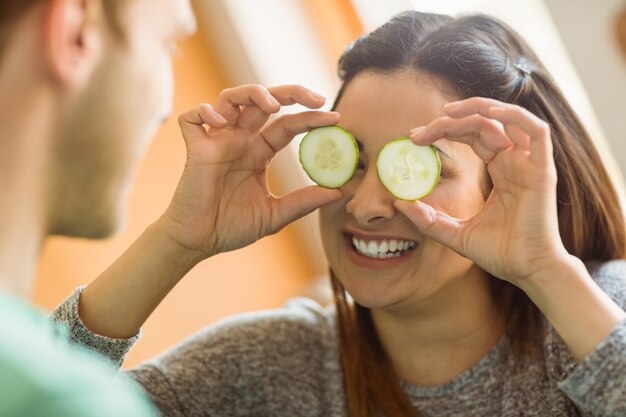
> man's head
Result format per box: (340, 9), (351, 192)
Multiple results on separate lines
(0, 0), (196, 238)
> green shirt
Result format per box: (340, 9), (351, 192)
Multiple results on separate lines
(0, 291), (157, 417)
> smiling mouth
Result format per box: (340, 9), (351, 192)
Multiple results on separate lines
(350, 235), (417, 259)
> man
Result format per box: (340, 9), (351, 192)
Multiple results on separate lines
(0, 0), (197, 414)
(0, 0), (338, 414)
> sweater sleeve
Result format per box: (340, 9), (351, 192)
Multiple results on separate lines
(558, 320), (626, 416)
(126, 298), (341, 417)
(50, 286), (141, 367)
(552, 260), (626, 417)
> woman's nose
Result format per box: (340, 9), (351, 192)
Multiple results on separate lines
(345, 167), (396, 226)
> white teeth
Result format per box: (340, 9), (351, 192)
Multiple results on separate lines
(367, 241), (378, 256)
(351, 236), (417, 259)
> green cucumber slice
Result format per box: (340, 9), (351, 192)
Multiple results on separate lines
(299, 126), (359, 188)
(376, 138), (440, 201)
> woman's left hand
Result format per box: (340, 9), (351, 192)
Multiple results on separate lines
(395, 97), (569, 286)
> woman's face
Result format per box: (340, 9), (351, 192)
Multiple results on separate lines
(320, 70), (489, 311)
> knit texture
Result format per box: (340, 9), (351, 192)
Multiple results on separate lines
(52, 260), (626, 417)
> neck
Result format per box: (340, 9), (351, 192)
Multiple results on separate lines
(0, 209), (45, 299)
(371, 267), (510, 386)
(0, 58), (56, 299)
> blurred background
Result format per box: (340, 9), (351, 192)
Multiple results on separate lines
(33, 0), (626, 368)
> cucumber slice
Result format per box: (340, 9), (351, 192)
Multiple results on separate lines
(376, 138), (440, 201)
(299, 126), (359, 188)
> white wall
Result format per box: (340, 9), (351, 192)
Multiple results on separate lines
(544, 0), (626, 177)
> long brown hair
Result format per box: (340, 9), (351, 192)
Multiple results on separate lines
(331, 11), (626, 417)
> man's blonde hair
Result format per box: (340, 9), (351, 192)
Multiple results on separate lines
(0, 1), (43, 60)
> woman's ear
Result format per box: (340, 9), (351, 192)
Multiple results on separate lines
(43, 0), (103, 88)
(615, 6), (626, 63)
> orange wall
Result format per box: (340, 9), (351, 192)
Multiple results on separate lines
(303, 0), (363, 65)
(34, 29), (317, 368)
(33, 2), (362, 369)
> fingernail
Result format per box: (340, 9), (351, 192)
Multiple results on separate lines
(269, 96), (280, 107)
(216, 113), (228, 124)
(416, 199), (436, 217)
(309, 90), (326, 101)
(444, 101), (461, 111)
(410, 126), (425, 138)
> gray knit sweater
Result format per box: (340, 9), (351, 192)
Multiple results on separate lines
(52, 261), (626, 417)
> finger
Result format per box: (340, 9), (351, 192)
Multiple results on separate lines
(261, 111), (341, 153)
(237, 85), (327, 131)
(442, 97), (509, 118)
(487, 106), (552, 164)
(443, 97), (550, 153)
(270, 186), (343, 234)
(503, 123), (531, 150)
(410, 115), (512, 163)
(394, 200), (465, 255)
(178, 104), (228, 147)
(237, 106), (273, 133)
(215, 84), (281, 125)
(444, 97), (548, 140)
(268, 84), (326, 109)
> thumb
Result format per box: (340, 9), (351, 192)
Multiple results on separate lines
(394, 200), (465, 254)
(271, 186), (343, 233)
(178, 104), (228, 148)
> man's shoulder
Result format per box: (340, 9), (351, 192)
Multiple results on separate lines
(0, 291), (157, 417)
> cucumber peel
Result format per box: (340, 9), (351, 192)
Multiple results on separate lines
(298, 128), (440, 199)
(299, 126), (359, 188)
(376, 138), (440, 201)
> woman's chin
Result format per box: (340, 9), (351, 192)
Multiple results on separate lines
(342, 285), (398, 310)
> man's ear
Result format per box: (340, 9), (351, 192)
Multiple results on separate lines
(43, 0), (103, 88)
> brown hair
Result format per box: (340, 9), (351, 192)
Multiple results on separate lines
(0, 0), (124, 64)
(0, 1), (44, 61)
(331, 11), (626, 417)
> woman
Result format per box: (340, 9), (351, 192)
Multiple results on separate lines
(53, 11), (626, 417)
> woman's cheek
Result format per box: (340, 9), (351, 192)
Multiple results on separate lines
(421, 181), (452, 212)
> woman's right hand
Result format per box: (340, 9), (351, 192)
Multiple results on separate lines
(79, 85), (340, 339)
(157, 84), (342, 261)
